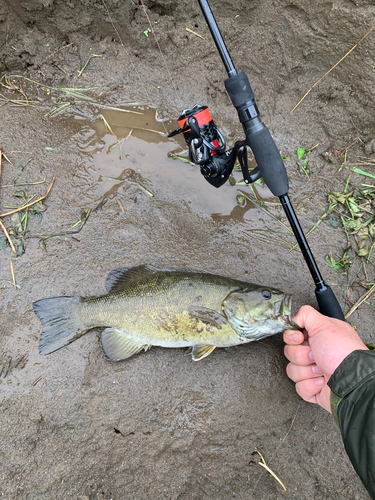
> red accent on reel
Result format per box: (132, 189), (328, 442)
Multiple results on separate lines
(178, 107), (213, 130)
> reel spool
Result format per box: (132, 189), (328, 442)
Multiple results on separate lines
(168, 105), (227, 179)
(169, 104), (260, 188)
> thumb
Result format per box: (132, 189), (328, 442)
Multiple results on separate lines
(292, 305), (336, 339)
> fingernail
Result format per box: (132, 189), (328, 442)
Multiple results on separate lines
(312, 365), (323, 374)
(309, 350), (315, 362)
(315, 377), (324, 386)
(291, 333), (300, 343)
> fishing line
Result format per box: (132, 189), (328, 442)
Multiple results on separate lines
(101, 0), (154, 104)
(138, 0), (184, 111)
(101, 0), (184, 129)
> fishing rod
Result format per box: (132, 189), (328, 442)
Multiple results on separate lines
(169, 0), (345, 320)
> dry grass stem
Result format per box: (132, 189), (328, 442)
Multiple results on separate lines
(100, 114), (118, 140)
(108, 122), (165, 135)
(292, 23), (375, 112)
(345, 283), (375, 319)
(0, 75), (28, 101)
(256, 450), (286, 492)
(124, 129), (133, 141)
(40, 42), (73, 65)
(2, 152), (12, 164)
(0, 178), (54, 217)
(78, 54), (102, 77)
(0, 219), (16, 253)
(186, 28), (205, 39)
(96, 105), (143, 114)
(1, 179), (46, 188)
(9, 260), (16, 289)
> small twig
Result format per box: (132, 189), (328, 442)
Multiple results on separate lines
(57, 65), (70, 76)
(118, 200), (125, 212)
(292, 23), (375, 112)
(32, 376), (42, 386)
(0, 219), (16, 253)
(9, 260), (16, 288)
(186, 28), (205, 39)
(40, 42), (73, 65)
(345, 283), (375, 319)
(0, 178), (54, 217)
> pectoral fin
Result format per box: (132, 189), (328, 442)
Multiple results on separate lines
(192, 344), (216, 361)
(101, 328), (152, 360)
(187, 306), (226, 329)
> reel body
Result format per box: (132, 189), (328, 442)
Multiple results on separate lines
(168, 105), (260, 188)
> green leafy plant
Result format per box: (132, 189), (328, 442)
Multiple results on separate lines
(297, 147), (311, 176)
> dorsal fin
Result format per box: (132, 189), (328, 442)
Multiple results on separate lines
(105, 265), (210, 293)
(105, 265), (159, 293)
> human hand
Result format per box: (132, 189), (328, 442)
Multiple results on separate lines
(283, 305), (368, 412)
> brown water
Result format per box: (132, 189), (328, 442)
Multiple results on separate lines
(75, 107), (268, 215)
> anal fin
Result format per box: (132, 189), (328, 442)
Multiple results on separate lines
(101, 328), (151, 361)
(192, 344), (216, 361)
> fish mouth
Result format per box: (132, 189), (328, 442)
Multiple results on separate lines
(280, 294), (293, 322)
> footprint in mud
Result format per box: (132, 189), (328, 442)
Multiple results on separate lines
(0, 354), (28, 379)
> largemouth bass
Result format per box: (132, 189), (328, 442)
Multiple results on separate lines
(33, 265), (298, 361)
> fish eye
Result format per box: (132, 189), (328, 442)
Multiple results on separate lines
(262, 290), (271, 299)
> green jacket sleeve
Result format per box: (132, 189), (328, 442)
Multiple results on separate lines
(328, 350), (375, 499)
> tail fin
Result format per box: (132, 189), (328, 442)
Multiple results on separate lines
(32, 297), (86, 355)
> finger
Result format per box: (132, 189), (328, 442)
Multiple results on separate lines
(292, 305), (323, 330)
(286, 362), (323, 383)
(283, 329), (305, 345)
(295, 377), (325, 402)
(284, 344), (314, 366)
(292, 305), (344, 339)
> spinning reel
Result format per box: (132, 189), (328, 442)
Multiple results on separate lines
(168, 105), (261, 188)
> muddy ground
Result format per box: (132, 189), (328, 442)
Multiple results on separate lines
(1, 0), (375, 499)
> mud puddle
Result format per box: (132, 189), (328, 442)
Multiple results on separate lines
(69, 105), (278, 225)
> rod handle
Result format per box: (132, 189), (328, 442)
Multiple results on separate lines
(246, 126), (289, 197)
(315, 285), (345, 321)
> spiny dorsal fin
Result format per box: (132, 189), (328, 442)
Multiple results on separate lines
(104, 265), (159, 293)
(104, 265), (209, 293)
(192, 345), (216, 361)
(101, 328), (152, 360)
